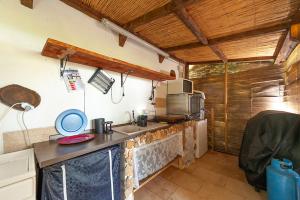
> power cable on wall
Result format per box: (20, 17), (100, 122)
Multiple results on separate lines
(22, 111), (31, 147)
(0, 103), (32, 148)
(0, 103), (22, 123)
(110, 72), (129, 104)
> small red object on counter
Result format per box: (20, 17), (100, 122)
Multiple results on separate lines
(57, 134), (95, 145)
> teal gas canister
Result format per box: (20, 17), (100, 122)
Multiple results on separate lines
(267, 159), (300, 200)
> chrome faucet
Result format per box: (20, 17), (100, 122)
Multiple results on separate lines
(131, 110), (136, 126)
(125, 110), (136, 125)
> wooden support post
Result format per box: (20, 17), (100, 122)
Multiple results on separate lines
(210, 107), (215, 151)
(224, 63), (228, 152)
(158, 54), (165, 63)
(185, 63), (189, 79)
(119, 34), (127, 47)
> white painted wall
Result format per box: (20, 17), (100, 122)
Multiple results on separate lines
(0, 0), (179, 153)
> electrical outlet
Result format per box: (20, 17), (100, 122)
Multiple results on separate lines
(21, 102), (35, 111)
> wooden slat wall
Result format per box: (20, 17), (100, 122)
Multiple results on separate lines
(284, 45), (300, 113)
(191, 64), (285, 155)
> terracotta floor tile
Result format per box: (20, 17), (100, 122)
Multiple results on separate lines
(183, 162), (198, 174)
(134, 151), (267, 200)
(145, 176), (178, 200)
(134, 187), (163, 200)
(168, 187), (207, 200)
(224, 176), (267, 200)
(191, 166), (227, 187)
(160, 166), (180, 180)
(197, 182), (245, 200)
(169, 170), (203, 193)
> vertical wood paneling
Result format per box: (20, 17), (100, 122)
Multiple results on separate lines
(191, 64), (284, 155)
(224, 63), (228, 152)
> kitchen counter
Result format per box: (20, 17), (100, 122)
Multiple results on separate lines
(34, 132), (129, 168)
(112, 122), (170, 139)
(34, 120), (193, 168)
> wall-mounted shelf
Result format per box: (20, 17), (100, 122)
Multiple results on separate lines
(41, 38), (175, 81)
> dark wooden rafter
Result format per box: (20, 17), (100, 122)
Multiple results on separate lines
(119, 34), (127, 47)
(273, 31), (288, 60)
(174, 6), (227, 62)
(188, 56), (274, 65)
(209, 44), (227, 62)
(164, 23), (289, 52)
(124, 0), (199, 30)
(21, 0), (33, 9)
(173, 7), (208, 44)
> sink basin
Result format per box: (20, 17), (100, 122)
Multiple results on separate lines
(0, 148), (36, 199)
(113, 122), (169, 135)
(114, 125), (143, 133)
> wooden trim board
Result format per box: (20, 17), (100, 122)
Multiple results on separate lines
(41, 38), (175, 81)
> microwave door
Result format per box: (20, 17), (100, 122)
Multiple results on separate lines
(167, 94), (189, 115)
(189, 95), (201, 114)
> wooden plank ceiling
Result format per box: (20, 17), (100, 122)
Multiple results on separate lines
(60, 0), (300, 64)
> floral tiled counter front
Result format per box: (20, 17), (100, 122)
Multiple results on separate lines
(123, 121), (196, 200)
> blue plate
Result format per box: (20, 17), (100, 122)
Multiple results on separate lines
(55, 109), (88, 136)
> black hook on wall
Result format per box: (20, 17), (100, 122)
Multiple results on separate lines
(120, 70), (132, 97)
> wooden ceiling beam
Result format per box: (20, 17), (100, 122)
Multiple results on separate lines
(21, 0), (33, 9)
(209, 44), (227, 62)
(273, 31), (288, 60)
(124, 0), (199, 30)
(164, 23), (289, 52)
(188, 56), (274, 65)
(174, 7), (208, 45)
(174, 7), (227, 62)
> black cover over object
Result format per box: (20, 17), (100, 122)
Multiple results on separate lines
(239, 110), (300, 190)
(41, 145), (122, 200)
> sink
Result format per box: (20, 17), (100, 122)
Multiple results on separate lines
(114, 125), (143, 133)
(0, 148), (36, 199)
(113, 122), (169, 135)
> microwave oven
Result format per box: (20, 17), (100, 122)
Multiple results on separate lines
(167, 93), (203, 116)
(167, 78), (193, 94)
